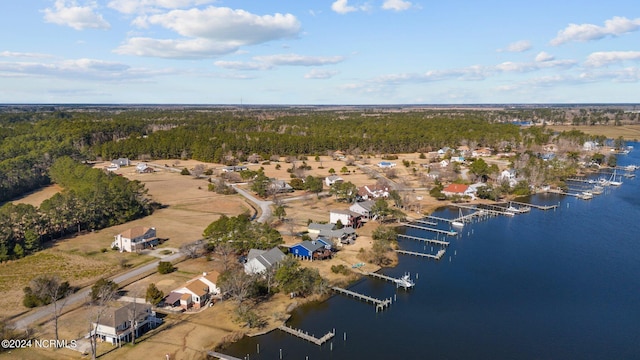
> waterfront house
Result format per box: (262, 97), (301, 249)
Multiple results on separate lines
(244, 247), (286, 275)
(290, 240), (332, 260)
(91, 302), (161, 346)
(112, 227), (158, 252)
(308, 222), (357, 240)
(442, 184), (470, 197)
(357, 184), (389, 200)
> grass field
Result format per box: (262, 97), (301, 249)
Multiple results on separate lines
(547, 124), (640, 141)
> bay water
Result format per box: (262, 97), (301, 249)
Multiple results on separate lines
(224, 143), (640, 359)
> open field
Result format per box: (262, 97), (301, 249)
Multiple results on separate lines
(547, 124), (640, 141)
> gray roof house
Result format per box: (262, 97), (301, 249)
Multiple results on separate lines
(244, 247), (286, 275)
(349, 200), (376, 219)
(111, 158), (130, 167)
(91, 302), (161, 346)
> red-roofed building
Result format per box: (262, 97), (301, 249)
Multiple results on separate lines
(442, 184), (470, 197)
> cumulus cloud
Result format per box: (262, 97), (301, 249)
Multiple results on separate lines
(382, 0), (412, 11)
(497, 40), (532, 53)
(43, 0), (110, 30)
(107, 0), (215, 15)
(535, 51), (555, 62)
(331, 0), (362, 14)
(304, 69), (339, 79)
(584, 51), (640, 67)
(115, 7), (301, 58)
(0, 58), (157, 81)
(550, 16), (640, 46)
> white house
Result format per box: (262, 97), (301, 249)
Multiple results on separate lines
(329, 209), (363, 228)
(583, 141), (597, 151)
(91, 302), (161, 346)
(136, 163), (154, 173)
(350, 200), (375, 219)
(244, 247), (286, 275)
(325, 175), (344, 187)
(173, 272), (221, 310)
(112, 227), (158, 252)
(105, 164), (119, 172)
(111, 158), (130, 167)
(440, 160), (449, 168)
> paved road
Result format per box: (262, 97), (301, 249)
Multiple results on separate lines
(14, 251), (183, 330)
(231, 184), (272, 223)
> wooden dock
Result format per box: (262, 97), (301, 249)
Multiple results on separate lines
(425, 215), (454, 223)
(395, 248), (446, 260)
(452, 204), (515, 217)
(509, 201), (558, 210)
(397, 234), (449, 246)
(402, 223), (458, 236)
(208, 351), (243, 360)
(278, 324), (335, 346)
(413, 219), (438, 226)
(331, 286), (392, 311)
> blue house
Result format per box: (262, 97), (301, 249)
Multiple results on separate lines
(289, 240), (332, 260)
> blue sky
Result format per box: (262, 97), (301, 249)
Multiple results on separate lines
(1, 1), (639, 104)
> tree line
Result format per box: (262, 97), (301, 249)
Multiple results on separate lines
(0, 156), (154, 261)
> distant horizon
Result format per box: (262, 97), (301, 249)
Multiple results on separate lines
(2, 103), (640, 108)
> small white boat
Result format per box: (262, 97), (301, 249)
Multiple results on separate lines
(581, 191), (593, 200)
(452, 220), (464, 228)
(591, 185), (604, 195)
(395, 273), (415, 288)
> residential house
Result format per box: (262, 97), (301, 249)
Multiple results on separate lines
(289, 240), (332, 260)
(357, 184), (389, 200)
(105, 164), (120, 172)
(349, 200), (375, 219)
(472, 148), (493, 157)
(451, 156), (465, 163)
(112, 227), (158, 252)
(437, 147), (451, 155)
(136, 163), (154, 173)
(457, 145), (470, 155)
(325, 175), (344, 187)
(308, 222), (356, 241)
(329, 209), (363, 228)
(111, 158), (130, 167)
(91, 302), (161, 346)
(269, 179), (294, 193)
(499, 169), (516, 182)
(173, 272), (221, 310)
(377, 161), (396, 168)
(583, 141), (597, 151)
(440, 160), (449, 168)
(442, 184), (470, 198)
(221, 165), (248, 173)
(244, 247), (286, 275)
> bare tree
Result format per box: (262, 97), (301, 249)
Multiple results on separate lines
(191, 164), (206, 178)
(127, 288), (143, 346)
(180, 241), (204, 259)
(220, 268), (255, 305)
(26, 275), (72, 341)
(88, 281), (118, 360)
(216, 242), (236, 272)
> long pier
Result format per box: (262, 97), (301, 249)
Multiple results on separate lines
(396, 248), (446, 260)
(278, 324), (335, 346)
(363, 271), (415, 289)
(509, 201), (558, 210)
(424, 215), (453, 223)
(397, 234), (449, 246)
(452, 204), (515, 217)
(402, 223), (458, 236)
(413, 219), (438, 226)
(331, 286), (392, 311)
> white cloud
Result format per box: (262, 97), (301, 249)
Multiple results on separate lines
(382, 0), (412, 11)
(305, 69), (339, 79)
(331, 0), (358, 14)
(535, 51), (555, 62)
(584, 51), (640, 67)
(115, 7), (301, 58)
(253, 54), (345, 66)
(497, 40), (531, 53)
(214, 61), (273, 71)
(550, 16), (640, 46)
(0, 51), (53, 59)
(43, 0), (110, 30)
(0, 58), (163, 81)
(108, 0), (216, 15)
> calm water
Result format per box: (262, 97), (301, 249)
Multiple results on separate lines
(224, 143), (640, 360)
